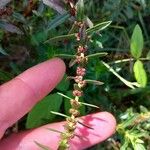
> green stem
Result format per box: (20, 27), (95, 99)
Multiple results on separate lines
(109, 57), (150, 65)
(101, 61), (140, 89)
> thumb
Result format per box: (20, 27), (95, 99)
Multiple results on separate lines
(0, 112), (116, 150)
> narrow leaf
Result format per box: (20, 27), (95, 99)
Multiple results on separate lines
(57, 92), (72, 100)
(45, 21), (111, 43)
(130, 24), (144, 59)
(76, 0), (84, 21)
(0, 21), (23, 34)
(47, 13), (70, 31)
(42, 0), (66, 14)
(87, 52), (108, 58)
(85, 79), (104, 85)
(85, 17), (94, 28)
(50, 111), (68, 118)
(57, 92), (99, 108)
(44, 33), (75, 43)
(54, 54), (75, 59)
(81, 102), (99, 109)
(101, 61), (136, 89)
(86, 21), (112, 34)
(133, 60), (147, 87)
(68, 22), (77, 34)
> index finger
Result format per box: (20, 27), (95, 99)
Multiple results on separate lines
(0, 58), (65, 139)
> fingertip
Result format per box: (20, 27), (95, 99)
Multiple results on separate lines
(50, 57), (66, 72)
(0, 58), (66, 138)
(0, 112), (116, 150)
(17, 57), (66, 99)
(96, 111), (117, 133)
(70, 112), (116, 149)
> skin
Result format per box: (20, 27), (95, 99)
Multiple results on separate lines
(0, 58), (116, 150)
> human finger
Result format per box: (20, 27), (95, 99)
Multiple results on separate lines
(0, 58), (65, 139)
(0, 112), (116, 150)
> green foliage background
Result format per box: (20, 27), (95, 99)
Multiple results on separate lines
(0, 0), (150, 149)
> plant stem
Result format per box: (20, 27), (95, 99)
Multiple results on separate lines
(58, 1), (89, 149)
(109, 57), (150, 65)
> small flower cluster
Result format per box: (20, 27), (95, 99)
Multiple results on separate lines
(58, 1), (89, 150)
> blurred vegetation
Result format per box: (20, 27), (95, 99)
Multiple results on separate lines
(0, 0), (150, 149)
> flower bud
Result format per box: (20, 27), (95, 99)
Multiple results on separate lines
(73, 90), (83, 97)
(77, 45), (87, 53)
(74, 75), (83, 83)
(70, 99), (81, 109)
(69, 108), (80, 117)
(76, 67), (86, 76)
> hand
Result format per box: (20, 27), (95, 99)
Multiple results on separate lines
(0, 58), (116, 150)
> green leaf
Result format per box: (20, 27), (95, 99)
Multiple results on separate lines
(42, 0), (66, 14)
(45, 21), (111, 43)
(134, 143), (146, 150)
(56, 74), (70, 91)
(133, 60), (147, 87)
(57, 92), (99, 108)
(85, 16), (94, 28)
(50, 111), (68, 118)
(47, 13), (70, 31)
(85, 79), (104, 85)
(26, 94), (62, 129)
(76, 0), (84, 21)
(120, 115), (139, 128)
(87, 52), (108, 59)
(44, 33), (75, 43)
(130, 24), (144, 59)
(54, 54), (75, 59)
(120, 141), (129, 150)
(120, 137), (130, 150)
(86, 21), (112, 35)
